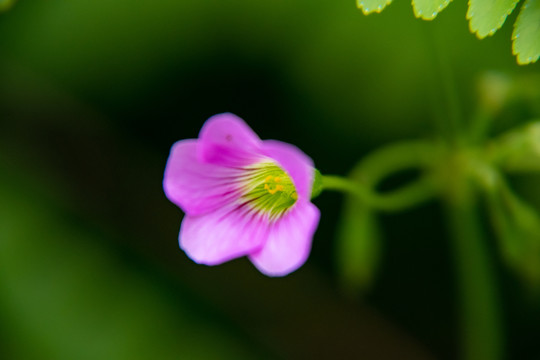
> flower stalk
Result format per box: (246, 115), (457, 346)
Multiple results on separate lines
(323, 137), (506, 360)
(445, 178), (504, 360)
(321, 140), (439, 212)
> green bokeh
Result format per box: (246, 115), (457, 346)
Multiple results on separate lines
(1, 0), (539, 359)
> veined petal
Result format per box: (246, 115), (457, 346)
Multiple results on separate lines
(180, 205), (269, 265)
(249, 202), (320, 276)
(261, 140), (314, 200)
(163, 140), (246, 216)
(198, 113), (263, 167)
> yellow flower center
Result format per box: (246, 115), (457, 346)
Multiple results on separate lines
(240, 162), (298, 219)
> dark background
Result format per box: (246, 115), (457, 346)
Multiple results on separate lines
(1, 0), (539, 359)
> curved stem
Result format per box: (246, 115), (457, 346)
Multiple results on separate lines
(321, 140), (439, 212)
(323, 136), (504, 358)
(322, 175), (436, 212)
(350, 140), (440, 187)
(321, 175), (370, 200)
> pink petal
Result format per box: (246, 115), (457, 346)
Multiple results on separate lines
(180, 205), (269, 265)
(261, 140), (314, 200)
(248, 202), (320, 276)
(163, 139), (246, 216)
(198, 113), (263, 167)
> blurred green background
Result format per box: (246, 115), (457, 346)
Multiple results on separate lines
(1, 0), (539, 359)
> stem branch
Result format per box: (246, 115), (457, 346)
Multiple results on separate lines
(446, 180), (503, 360)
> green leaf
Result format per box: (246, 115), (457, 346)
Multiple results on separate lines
(336, 196), (380, 294)
(356, 0), (393, 15)
(513, 0), (540, 64)
(467, 0), (520, 38)
(412, 0), (453, 20)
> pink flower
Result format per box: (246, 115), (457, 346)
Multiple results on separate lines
(163, 113), (320, 276)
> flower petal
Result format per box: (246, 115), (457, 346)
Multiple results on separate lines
(261, 140), (314, 200)
(249, 202), (320, 276)
(198, 113), (263, 167)
(180, 206), (269, 265)
(163, 139), (246, 216)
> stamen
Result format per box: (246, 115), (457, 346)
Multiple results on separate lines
(240, 161), (297, 220)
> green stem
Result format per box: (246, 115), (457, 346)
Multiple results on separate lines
(322, 175), (435, 212)
(320, 140), (439, 212)
(467, 106), (494, 145)
(424, 22), (464, 145)
(321, 175), (370, 200)
(446, 180), (503, 360)
(427, 23), (503, 357)
(437, 49), (462, 144)
(350, 140), (440, 186)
